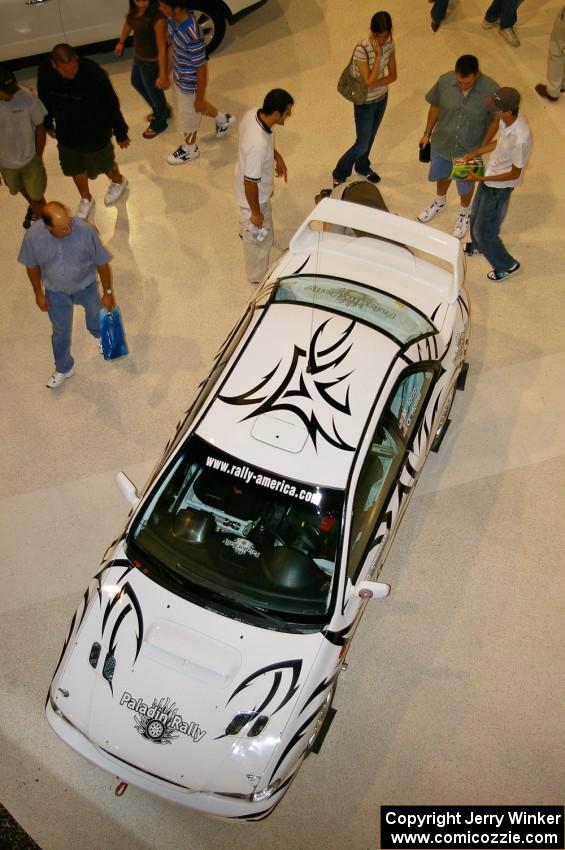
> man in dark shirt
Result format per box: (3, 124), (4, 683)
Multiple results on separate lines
(38, 44), (130, 220)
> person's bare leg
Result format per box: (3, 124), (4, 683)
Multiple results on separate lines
(460, 187), (474, 208)
(198, 100), (218, 119)
(437, 177), (451, 197)
(72, 172), (92, 199)
(21, 188), (45, 220)
(106, 163), (124, 185)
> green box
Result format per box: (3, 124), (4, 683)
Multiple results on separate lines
(450, 158), (485, 179)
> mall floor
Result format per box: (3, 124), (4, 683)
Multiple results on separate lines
(1, 1), (564, 848)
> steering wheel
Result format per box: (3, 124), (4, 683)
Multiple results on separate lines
(277, 521), (321, 555)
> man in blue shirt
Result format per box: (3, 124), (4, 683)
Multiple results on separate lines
(18, 201), (115, 388)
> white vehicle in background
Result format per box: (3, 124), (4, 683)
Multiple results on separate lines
(46, 183), (470, 820)
(0, 0), (266, 61)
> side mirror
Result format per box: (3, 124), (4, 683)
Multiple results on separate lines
(355, 580), (390, 600)
(116, 471), (140, 508)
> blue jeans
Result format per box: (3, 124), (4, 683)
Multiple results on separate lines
(131, 57), (169, 133)
(333, 93), (388, 182)
(484, 0), (522, 28)
(431, 0), (449, 22)
(470, 184), (516, 272)
(47, 283), (100, 373)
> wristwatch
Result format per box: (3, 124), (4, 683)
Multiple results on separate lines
(104, 289), (113, 294)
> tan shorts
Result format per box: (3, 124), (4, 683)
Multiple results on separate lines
(174, 87), (202, 135)
(0, 154), (47, 200)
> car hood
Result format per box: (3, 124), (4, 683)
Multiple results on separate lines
(52, 559), (327, 793)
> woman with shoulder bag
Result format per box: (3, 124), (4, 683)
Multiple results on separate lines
(332, 11), (397, 187)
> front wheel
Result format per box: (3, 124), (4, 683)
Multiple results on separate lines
(431, 386), (455, 453)
(306, 685), (337, 755)
(190, 3), (227, 54)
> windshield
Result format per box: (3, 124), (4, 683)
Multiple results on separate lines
(127, 436), (344, 628)
(275, 275), (435, 344)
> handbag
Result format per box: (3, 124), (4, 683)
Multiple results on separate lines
(99, 305), (129, 360)
(337, 44), (370, 105)
(419, 140), (431, 163)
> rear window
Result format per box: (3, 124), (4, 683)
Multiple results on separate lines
(274, 275), (435, 344)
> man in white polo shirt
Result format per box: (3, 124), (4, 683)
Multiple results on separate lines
(235, 89), (294, 284)
(461, 86), (532, 281)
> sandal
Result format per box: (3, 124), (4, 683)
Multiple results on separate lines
(143, 126), (161, 139)
(145, 107), (172, 122)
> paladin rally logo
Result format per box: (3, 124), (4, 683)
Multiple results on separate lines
(120, 692), (206, 744)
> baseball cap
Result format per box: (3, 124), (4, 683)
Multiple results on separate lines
(485, 87), (521, 112)
(0, 64), (18, 95)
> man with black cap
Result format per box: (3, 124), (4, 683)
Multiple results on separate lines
(0, 64), (47, 228)
(461, 86), (532, 281)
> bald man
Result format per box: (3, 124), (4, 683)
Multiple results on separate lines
(18, 201), (115, 388)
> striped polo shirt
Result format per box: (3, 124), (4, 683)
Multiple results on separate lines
(352, 36), (395, 103)
(168, 14), (206, 93)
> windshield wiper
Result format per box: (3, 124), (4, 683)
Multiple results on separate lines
(180, 568), (301, 634)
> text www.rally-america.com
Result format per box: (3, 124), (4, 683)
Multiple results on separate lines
(205, 455), (322, 505)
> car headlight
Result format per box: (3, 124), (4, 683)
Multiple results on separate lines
(252, 778), (282, 802)
(215, 778), (282, 803)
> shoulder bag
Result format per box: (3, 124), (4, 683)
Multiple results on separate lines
(337, 44), (370, 105)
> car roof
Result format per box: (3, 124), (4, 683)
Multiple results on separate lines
(196, 301), (401, 490)
(196, 199), (463, 490)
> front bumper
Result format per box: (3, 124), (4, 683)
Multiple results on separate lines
(46, 700), (286, 821)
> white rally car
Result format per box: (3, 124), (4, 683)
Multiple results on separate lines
(46, 184), (470, 820)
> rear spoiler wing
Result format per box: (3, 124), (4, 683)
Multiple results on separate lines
(288, 197), (464, 303)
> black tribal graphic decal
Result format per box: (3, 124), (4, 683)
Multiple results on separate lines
(219, 319), (357, 452)
(227, 660), (303, 716)
(100, 580), (144, 693)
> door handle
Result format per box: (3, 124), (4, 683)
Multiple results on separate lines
(25, 0), (52, 5)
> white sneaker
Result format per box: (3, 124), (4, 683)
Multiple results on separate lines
(97, 339), (103, 355)
(167, 144), (200, 165)
(104, 177), (128, 206)
(482, 18), (497, 29)
(452, 212), (471, 239)
(417, 200), (446, 223)
(499, 26), (520, 46)
(76, 197), (94, 219)
(215, 114), (236, 138)
(46, 367), (75, 389)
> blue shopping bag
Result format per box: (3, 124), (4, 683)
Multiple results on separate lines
(99, 306), (129, 361)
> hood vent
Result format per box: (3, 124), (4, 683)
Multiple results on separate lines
(143, 619), (242, 686)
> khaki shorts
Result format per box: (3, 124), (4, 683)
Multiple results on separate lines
(0, 155), (47, 200)
(58, 141), (115, 179)
(174, 87), (202, 135)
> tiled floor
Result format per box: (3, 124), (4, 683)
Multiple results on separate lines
(1, 1), (564, 848)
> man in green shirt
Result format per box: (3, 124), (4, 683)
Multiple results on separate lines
(417, 55), (499, 240)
